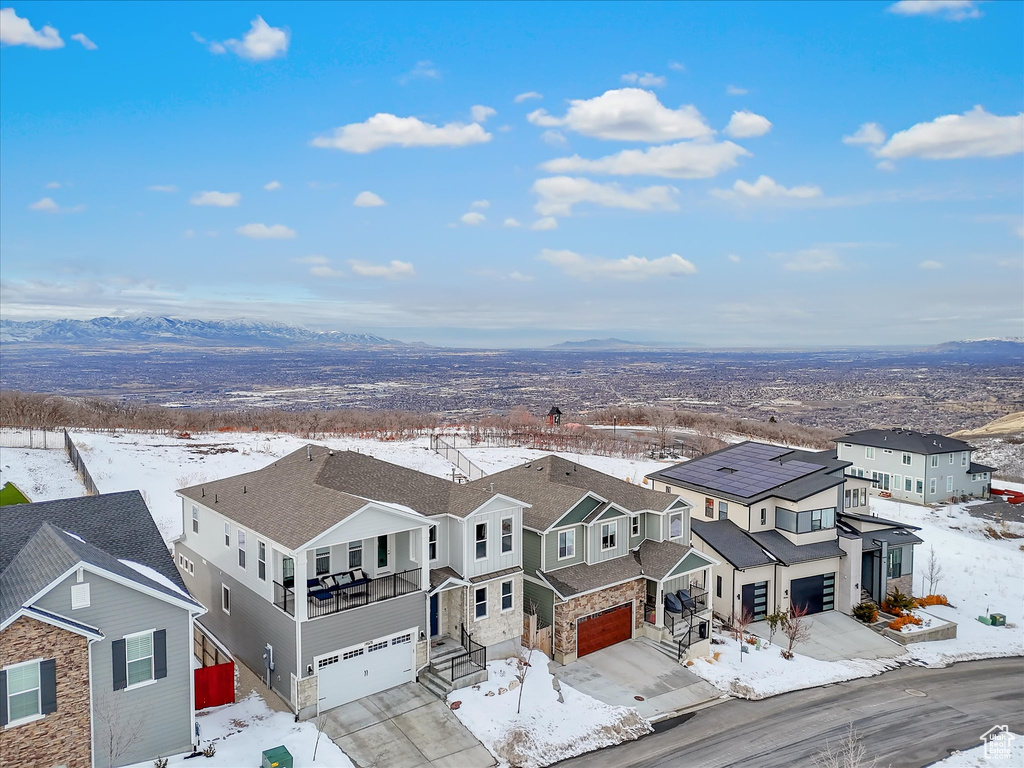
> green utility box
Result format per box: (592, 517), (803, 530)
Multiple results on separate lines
(262, 746), (293, 768)
(990, 613), (1006, 627)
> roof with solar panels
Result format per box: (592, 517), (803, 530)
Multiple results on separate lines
(646, 441), (851, 505)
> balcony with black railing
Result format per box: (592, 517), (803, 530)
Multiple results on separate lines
(306, 567), (421, 619)
(273, 581), (295, 616)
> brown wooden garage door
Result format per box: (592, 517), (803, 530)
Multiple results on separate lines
(577, 603), (632, 657)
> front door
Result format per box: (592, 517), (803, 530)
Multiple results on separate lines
(861, 552), (876, 602)
(376, 534), (392, 574)
(430, 593), (439, 637)
(741, 581), (768, 621)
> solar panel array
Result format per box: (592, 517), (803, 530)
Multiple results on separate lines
(659, 442), (826, 498)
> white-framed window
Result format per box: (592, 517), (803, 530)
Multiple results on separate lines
(949, 454), (955, 465)
(348, 541), (362, 569)
(428, 525), (438, 561)
(237, 529), (246, 569)
(475, 522), (488, 560)
(257, 541), (267, 581)
(601, 522), (617, 551)
(929, 477), (937, 495)
(5, 659), (41, 724)
(894, 474), (902, 491)
(930, 455), (939, 468)
(905, 477), (912, 492)
(844, 490), (851, 509)
(883, 449), (892, 455)
(557, 529), (575, 559)
(902, 452), (912, 466)
(718, 501), (728, 520)
(191, 506), (199, 534)
(860, 488), (867, 506)
(474, 586), (488, 620)
(221, 584), (230, 614)
(500, 579), (513, 612)
(961, 452), (969, 467)
(71, 583), (90, 609)
(188, 559), (195, 576)
(947, 476), (954, 493)
(630, 515), (640, 537)
(851, 489), (859, 508)
(916, 478), (924, 494)
(669, 512), (683, 539)
(865, 446), (875, 460)
(501, 517), (513, 554)
(224, 522), (230, 547)
(125, 630), (155, 688)
(315, 547), (330, 576)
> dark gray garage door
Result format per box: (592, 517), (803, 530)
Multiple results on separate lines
(790, 573), (835, 615)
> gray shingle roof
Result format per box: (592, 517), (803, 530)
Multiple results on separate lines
(691, 519), (777, 569)
(179, 447), (505, 549)
(969, 461), (997, 474)
(635, 539), (694, 581)
(467, 455), (679, 531)
(750, 529), (846, 565)
(839, 429), (974, 455)
(470, 566), (522, 584)
(856, 528), (924, 551)
(0, 490), (183, 591)
(540, 556), (644, 598)
(429, 566), (465, 590)
(838, 510), (921, 531)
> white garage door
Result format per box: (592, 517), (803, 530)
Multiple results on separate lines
(315, 628), (416, 712)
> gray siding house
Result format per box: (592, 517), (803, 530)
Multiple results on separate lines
(836, 428), (995, 505)
(0, 492), (204, 768)
(175, 446), (528, 716)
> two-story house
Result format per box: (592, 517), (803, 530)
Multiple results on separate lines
(467, 456), (716, 665)
(648, 441), (922, 621)
(837, 428), (996, 504)
(0, 492), (204, 768)
(174, 446), (527, 717)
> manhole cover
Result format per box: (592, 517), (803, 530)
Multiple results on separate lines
(905, 688), (927, 697)
(634, 695), (645, 701)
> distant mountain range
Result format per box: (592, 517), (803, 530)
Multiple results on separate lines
(0, 317), (412, 348)
(547, 338), (693, 351)
(921, 338), (1024, 360)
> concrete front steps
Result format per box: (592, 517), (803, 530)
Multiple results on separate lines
(642, 635), (688, 664)
(419, 644), (488, 700)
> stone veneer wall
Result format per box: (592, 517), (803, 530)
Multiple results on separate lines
(887, 573), (914, 598)
(0, 616), (92, 768)
(552, 579), (646, 664)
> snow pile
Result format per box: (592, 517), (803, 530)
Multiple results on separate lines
(124, 693), (354, 768)
(688, 635), (900, 700)
(931, 732), (1024, 767)
(448, 651), (652, 768)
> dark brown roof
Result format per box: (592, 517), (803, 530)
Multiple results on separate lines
(467, 455), (680, 531)
(429, 566), (465, 590)
(635, 539), (692, 581)
(470, 566), (523, 584)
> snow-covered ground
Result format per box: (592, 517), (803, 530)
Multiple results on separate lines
(448, 651), (651, 768)
(124, 693), (354, 768)
(929, 732), (1024, 767)
(458, 445), (670, 486)
(0, 446), (86, 502)
(687, 635), (900, 700)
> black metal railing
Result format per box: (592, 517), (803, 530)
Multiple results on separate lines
(648, 584), (711, 638)
(442, 623), (487, 683)
(307, 568), (421, 619)
(273, 581), (294, 616)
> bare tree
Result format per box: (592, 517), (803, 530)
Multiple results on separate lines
(313, 708), (329, 761)
(646, 406), (674, 452)
(781, 604), (812, 660)
(813, 723), (877, 768)
(731, 608), (755, 663)
(94, 690), (146, 767)
(922, 546), (943, 596)
(515, 600), (541, 714)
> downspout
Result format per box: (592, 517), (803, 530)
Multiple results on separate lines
(88, 636), (97, 768)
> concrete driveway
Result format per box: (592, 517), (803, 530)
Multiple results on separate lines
(322, 683), (494, 768)
(749, 610), (903, 662)
(554, 639), (723, 721)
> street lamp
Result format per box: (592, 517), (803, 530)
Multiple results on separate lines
(613, 416), (617, 441)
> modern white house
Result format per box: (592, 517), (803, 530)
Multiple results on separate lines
(836, 428), (996, 505)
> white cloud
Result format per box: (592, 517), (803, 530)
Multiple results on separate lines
(29, 197), (59, 212)
(71, 32), (96, 50)
(621, 72), (667, 88)
(460, 211), (486, 226)
(843, 122), (886, 146)
(887, 1), (981, 21)
(190, 190), (241, 207)
(728, 254), (742, 263)
(782, 248), (845, 272)
(183, 229), (196, 238)
(531, 217), (558, 231)
(514, 91), (543, 103)
(503, 218), (522, 228)
(223, 16), (289, 60)
(874, 106), (1023, 160)
(398, 60), (441, 84)
(726, 85), (748, 96)
(236, 223), (296, 239)
(470, 105), (497, 123)
(508, 271), (534, 282)
(724, 110), (772, 138)
(349, 259), (415, 279)
(531, 176), (678, 217)
(0, 8), (63, 49)
(876, 160), (896, 171)
(264, 180), (282, 191)
(311, 113), (492, 153)
(190, 31), (225, 55)
(541, 130), (568, 147)
(712, 175), (823, 202)
(668, 61), (686, 72)
(541, 140), (749, 179)
(471, 200), (490, 210)
(147, 184), (178, 193)
(539, 248), (697, 281)
(527, 88), (712, 142)
(310, 264), (346, 278)
(45, 181), (61, 189)
(919, 260), (944, 270)
(353, 191), (386, 207)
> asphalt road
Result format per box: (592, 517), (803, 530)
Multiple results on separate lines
(560, 658), (1024, 768)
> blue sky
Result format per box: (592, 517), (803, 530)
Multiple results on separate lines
(1, 0), (1021, 347)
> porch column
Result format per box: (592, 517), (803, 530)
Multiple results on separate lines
(656, 583), (664, 628)
(877, 540), (888, 601)
(420, 526), (430, 591)
(294, 549), (309, 622)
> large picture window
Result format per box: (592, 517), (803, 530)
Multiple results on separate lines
(887, 547), (903, 579)
(776, 507), (835, 534)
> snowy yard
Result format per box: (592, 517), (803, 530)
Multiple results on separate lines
(0, 446), (86, 502)
(124, 693), (354, 768)
(929, 731), (1024, 767)
(447, 651), (651, 768)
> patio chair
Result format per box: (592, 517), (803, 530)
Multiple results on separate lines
(664, 592), (683, 616)
(677, 589), (697, 613)
(307, 578), (333, 602)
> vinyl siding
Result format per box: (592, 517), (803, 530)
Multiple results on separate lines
(35, 571), (194, 768)
(300, 591), (425, 671)
(463, 504), (522, 579)
(523, 530), (543, 576)
(588, 516), (627, 564)
(448, 518), (465, 574)
(181, 498), (274, 601)
(428, 517), (450, 569)
(177, 542), (297, 709)
(628, 513), (646, 547)
(522, 580), (554, 627)
(544, 524), (584, 570)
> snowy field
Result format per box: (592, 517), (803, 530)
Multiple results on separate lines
(124, 694), (354, 768)
(447, 651), (651, 768)
(0, 446), (86, 502)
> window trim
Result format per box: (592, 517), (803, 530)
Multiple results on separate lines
(123, 628), (156, 690)
(475, 522), (488, 561)
(557, 529), (576, 560)
(257, 540), (267, 581)
(760, 507), (767, 525)
(500, 516), (514, 555)
(347, 541), (363, 570)
(929, 477), (937, 495)
(902, 452), (912, 466)
(221, 584), (230, 615)
(191, 506), (199, 534)
(224, 521), (230, 547)
(704, 497), (714, 518)
(237, 529), (247, 569)
(668, 512), (684, 540)
(4, 658), (42, 727)
(474, 585), (488, 621)
(600, 522), (617, 551)
(500, 579), (514, 613)
(315, 547), (331, 576)
(946, 475), (953, 493)
(961, 451), (968, 467)
(865, 446), (875, 460)
(630, 515), (640, 537)
(428, 525), (438, 562)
